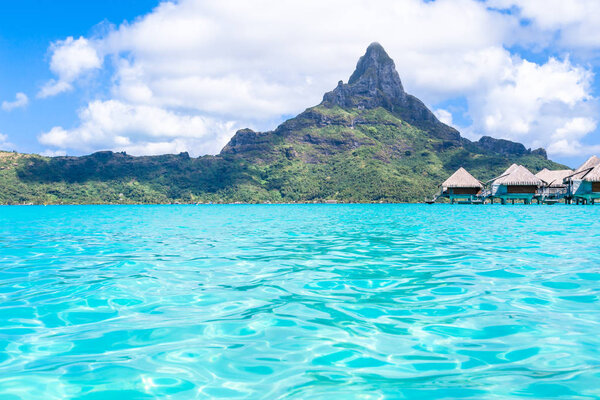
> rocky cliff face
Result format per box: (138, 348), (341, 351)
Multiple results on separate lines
(476, 136), (547, 159)
(221, 128), (261, 154)
(320, 42), (460, 142)
(322, 42), (406, 110)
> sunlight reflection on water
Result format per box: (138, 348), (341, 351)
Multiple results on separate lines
(0, 204), (599, 399)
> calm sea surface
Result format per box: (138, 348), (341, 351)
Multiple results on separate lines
(0, 204), (599, 399)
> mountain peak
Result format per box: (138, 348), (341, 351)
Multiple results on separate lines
(348, 42), (399, 86)
(322, 42), (406, 110)
(320, 43), (461, 141)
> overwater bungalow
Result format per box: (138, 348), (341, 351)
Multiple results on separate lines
(491, 164), (542, 204)
(439, 167), (484, 204)
(535, 168), (573, 201)
(566, 155), (600, 204)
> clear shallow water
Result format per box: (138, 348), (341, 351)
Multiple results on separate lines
(0, 204), (599, 400)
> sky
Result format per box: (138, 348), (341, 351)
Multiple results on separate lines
(1, 0), (600, 167)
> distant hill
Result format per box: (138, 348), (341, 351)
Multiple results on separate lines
(1, 43), (565, 204)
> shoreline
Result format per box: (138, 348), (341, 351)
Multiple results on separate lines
(0, 201), (582, 206)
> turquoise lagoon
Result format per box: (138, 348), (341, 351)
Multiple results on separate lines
(0, 204), (599, 399)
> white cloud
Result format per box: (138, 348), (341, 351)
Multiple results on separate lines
(2, 92), (29, 111)
(40, 149), (67, 157)
(489, 0), (592, 29)
(38, 37), (102, 98)
(434, 109), (453, 126)
(36, 0), (599, 159)
(488, 0), (600, 48)
(546, 118), (600, 156)
(466, 57), (595, 156)
(553, 117), (597, 142)
(38, 0), (518, 155)
(547, 140), (600, 158)
(39, 100), (236, 156)
(38, 80), (73, 99)
(100, 0), (516, 115)
(0, 133), (12, 149)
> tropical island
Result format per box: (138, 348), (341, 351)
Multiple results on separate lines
(0, 43), (566, 205)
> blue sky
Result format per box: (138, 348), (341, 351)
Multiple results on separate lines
(0, 1), (160, 151)
(1, 0), (599, 168)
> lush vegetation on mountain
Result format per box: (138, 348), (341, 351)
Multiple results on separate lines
(0, 43), (566, 205)
(0, 106), (563, 205)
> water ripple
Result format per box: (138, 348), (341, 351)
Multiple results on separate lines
(0, 204), (599, 399)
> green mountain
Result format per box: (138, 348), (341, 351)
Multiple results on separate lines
(1, 43), (565, 204)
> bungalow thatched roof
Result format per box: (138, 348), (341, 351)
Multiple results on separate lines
(441, 167), (483, 189)
(571, 155), (600, 180)
(505, 163), (519, 174)
(576, 155), (600, 172)
(494, 164), (542, 186)
(583, 164), (600, 182)
(535, 168), (573, 187)
(486, 163), (517, 184)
